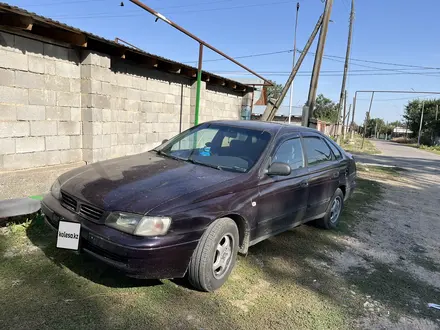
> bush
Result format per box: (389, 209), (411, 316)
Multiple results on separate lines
(391, 137), (416, 144)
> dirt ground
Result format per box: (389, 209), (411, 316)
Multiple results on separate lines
(1, 140), (440, 329)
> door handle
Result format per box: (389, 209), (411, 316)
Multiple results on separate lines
(300, 180), (309, 187)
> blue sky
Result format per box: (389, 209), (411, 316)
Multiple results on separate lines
(10, 0), (440, 124)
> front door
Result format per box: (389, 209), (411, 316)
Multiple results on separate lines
(253, 136), (309, 241)
(301, 134), (340, 220)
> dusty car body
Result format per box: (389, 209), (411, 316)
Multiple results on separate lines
(42, 120), (356, 291)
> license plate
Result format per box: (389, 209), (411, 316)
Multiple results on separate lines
(57, 221), (81, 250)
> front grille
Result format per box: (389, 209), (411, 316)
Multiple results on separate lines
(61, 192), (77, 211)
(80, 204), (104, 221)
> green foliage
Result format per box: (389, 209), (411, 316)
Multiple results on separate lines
(403, 99), (440, 145)
(265, 80), (283, 101)
(312, 94), (339, 123)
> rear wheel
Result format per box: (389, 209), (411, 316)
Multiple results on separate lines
(188, 218), (239, 292)
(316, 188), (344, 229)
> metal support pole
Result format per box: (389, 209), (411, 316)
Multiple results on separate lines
(303, 0), (334, 127)
(350, 94), (357, 139)
(250, 85), (255, 114)
(194, 43), (203, 126)
(361, 91), (374, 149)
(288, 2), (300, 124)
(436, 104), (438, 121)
(418, 101), (425, 147)
(345, 104), (352, 137)
(261, 14), (324, 122)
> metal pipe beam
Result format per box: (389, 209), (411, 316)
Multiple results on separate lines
(130, 0), (272, 86)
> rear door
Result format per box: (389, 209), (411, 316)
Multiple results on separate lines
(254, 134), (309, 240)
(301, 133), (340, 220)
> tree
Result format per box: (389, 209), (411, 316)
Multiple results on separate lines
(403, 99), (440, 145)
(312, 94), (339, 123)
(265, 80), (283, 101)
(365, 118), (385, 137)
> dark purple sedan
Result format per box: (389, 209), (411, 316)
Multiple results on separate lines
(41, 120), (356, 291)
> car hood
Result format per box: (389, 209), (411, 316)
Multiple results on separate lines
(59, 152), (240, 215)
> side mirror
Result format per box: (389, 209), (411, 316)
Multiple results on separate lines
(162, 139), (169, 144)
(267, 162), (291, 176)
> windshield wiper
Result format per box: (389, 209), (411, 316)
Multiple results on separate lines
(155, 150), (186, 161)
(187, 158), (223, 171)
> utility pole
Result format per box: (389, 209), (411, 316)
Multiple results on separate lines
(261, 14), (324, 122)
(302, 0), (334, 127)
(337, 0), (355, 131)
(345, 104), (352, 139)
(288, 2), (300, 124)
(418, 101), (425, 147)
(341, 90), (347, 141)
(436, 104), (438, 121)
(361, 91), (374, 149)
(350, 94), (357, 139)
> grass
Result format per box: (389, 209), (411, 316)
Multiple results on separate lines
(419, 145), (440, 155)
(0, 170), (419, 330)
(339, 134), (381, 155)
(356, 164), (407, 177)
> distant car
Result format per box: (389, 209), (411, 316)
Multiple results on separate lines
(41, 120), (357, 291)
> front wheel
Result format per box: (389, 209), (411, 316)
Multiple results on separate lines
(188, 218), (239, 292)
(316, 188), (344, 229)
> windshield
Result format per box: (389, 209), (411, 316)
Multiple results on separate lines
(157, 124), (272, 172)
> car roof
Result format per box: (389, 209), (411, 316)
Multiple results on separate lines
(207, 120), (322, 135)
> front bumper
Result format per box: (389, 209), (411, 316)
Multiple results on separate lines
(41, 194), (199, 279)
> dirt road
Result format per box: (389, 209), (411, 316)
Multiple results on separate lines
(343, 140), (440, 328)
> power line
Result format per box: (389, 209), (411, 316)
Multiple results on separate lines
(212, 71), (440, 77)
(23, 0), (232, 7)
(52, 0), (292, 19)
(21, 0), (106, 6)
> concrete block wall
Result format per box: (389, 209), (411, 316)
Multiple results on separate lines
(0, 31), (249, 172)
(0, 31), (82, 170)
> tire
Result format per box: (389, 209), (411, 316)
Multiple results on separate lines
(188, 218), (239, 292)
(316, 188), (344, 229)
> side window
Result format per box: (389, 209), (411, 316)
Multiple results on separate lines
(303, 137), (333, 166)
(273, 138), (304, 171)
(326, 138), (343, 160)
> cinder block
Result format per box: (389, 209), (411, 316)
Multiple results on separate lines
(46, 106), (71, 121)
(0, 68), (14, 86)
(58, 121), (81, 135)
(44, 43), (69, 61)
(82, 134), (93, 149)
(71, 107), (81, 121)
(30, 121), (57, 136)
(102, 109), (112, 122)
(132, 77), (147, 90)
(17, 105), (45, 121)
(61, 149), (82, 163)
(102, 122), (112, 135)
(140, 123), (153, 133)
(102, 135), (112, 148)
(110, 97), (125, 111)
(70, 79), (81, 93)
(16, 136), (45, 153)
(110, 134), (118, 146)
(3, 152), (47, 170)
(0, 104), (17, 121)
(110, 122), (118, 134)
(116, 74), (132, 88)
(0, 138), (16, 154)
(70, 135), (82, 149)
(146, 112), (158, 123)
(151, 102), (163, 112)
(0, 86), (28, 105)
(141, 91), (154, 102)
(57, 92), (80, 107)
(165, 94), (176, 104)
(46, 150), (61, 165)
(146, 132), (158, 143)
(0, 122), (29, 138)
(127, 88), (141, 101)
(15, 35), (43, 55)
(56, 61), (80, 79)
(127, 122), (139, 133)
(133, 133), (146, 144)
(92, 122), (103, 135)
(117, 122), (127, 134)
(46, 135), (70, 150)
(82, 108), (102, 122)
(44, 75), (70, 91)
(124, 99), (140, 112)
(0, 50), (28, 71)
(28, 56), (45, 73)
(81, 51), (111, 68)
(29, 89), (56, 106)
(44, 59), (56, 75)
(90, 94), (111, 109)
(92, 135), (103, 149)
(117, 134), (133, 145)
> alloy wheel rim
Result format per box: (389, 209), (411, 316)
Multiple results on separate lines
(330, 196), (342, 223)
(212, 234), (234, 279)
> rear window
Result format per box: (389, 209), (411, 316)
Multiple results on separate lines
(303, 136), (333, 166)
(326, 138), (343, 160)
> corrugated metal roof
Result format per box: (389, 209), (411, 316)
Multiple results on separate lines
(0, 2), (251, 91)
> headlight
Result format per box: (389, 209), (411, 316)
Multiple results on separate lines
(105, 212), (171, 236)
(51, 179), (61, 199)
